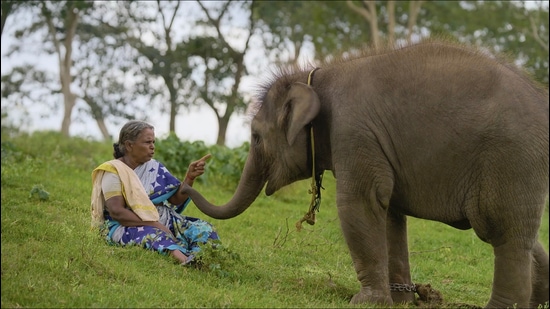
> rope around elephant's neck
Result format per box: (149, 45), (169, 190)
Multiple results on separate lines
(296, 67), (324, 232)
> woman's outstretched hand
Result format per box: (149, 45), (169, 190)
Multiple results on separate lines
(186, 154), (212, 181)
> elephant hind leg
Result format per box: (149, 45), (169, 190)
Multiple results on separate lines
(530, 241), (549, 308)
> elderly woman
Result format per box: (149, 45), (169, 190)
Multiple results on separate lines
(91, 120), (219, 265)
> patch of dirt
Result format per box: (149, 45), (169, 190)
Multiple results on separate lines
(415, 283), (443, 307)
(414, 283), (482, 309)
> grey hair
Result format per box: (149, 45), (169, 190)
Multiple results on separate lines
(112, 120), (154, 158)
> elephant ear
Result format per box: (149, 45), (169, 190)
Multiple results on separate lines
(285, 82), (321, 146)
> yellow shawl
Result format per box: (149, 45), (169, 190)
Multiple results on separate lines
(91, 159), (159, 228)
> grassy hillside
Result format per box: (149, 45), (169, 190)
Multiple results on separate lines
(1, 131), (548, 308)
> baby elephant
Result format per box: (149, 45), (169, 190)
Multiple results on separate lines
(184, 40), (549, 308)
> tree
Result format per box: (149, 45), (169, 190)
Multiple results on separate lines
(4, 0), (546, 143)
(39, 1), (95, 136)
(109, 1), (194, 136)
(346, 0), (426, 48)
(2, 1), (90, 137)
(109, 0), (255, 145)
(424, 0), (549, 85)
(75, 4), (150, 139)
(253, 1), (370, 64)
(191, 0), (255, 145)
(252, 1), (427, 65)
(2, 1), (149, 140)
(256, 1), (548, 86)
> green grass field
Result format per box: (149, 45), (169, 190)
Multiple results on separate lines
(1, 131), (548, 308)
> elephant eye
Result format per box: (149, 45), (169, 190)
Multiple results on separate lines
(252, 133), (262, 147)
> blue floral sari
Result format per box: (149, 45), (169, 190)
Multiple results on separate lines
(101, 159), (219, 257)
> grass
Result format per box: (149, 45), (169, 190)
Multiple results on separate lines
(1, 131), (548, 308)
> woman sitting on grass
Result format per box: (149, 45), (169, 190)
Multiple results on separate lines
(90, 120), (219, 265)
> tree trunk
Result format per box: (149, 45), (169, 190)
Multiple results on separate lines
(60, 91), (76, 136)
(42, 1), (80, 137)
(406, 1), (424, 43)
(216, 114), (229, 146)
(346, 0), (380, 49)
(387, 1), (395, 46)
(365, 1), (379, 49)
(95, 118), (111, 140)
(169, 89), (177, 134)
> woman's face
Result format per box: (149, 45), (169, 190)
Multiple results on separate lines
(127, 128), (155, 164)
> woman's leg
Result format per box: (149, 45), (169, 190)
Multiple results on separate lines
(171, 216), (220, 252)
(113, 225), (193, 263)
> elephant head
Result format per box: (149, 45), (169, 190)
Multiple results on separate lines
(182, 78), (322, 219)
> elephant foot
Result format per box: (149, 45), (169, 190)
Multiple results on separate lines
(530, 282), (549, 308)
(349, 287), (392, 306)
(485, 293), (529, 308)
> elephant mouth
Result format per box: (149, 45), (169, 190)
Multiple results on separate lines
(264, 169), (309, 197)
(265, 181), (277, 196)
(265, 173), (291, 196)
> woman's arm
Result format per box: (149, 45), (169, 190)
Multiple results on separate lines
(105, 196), (173, 236)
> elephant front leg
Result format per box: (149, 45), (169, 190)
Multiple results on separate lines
(337, 201), (392, 306)
(387, 209), (415, 304)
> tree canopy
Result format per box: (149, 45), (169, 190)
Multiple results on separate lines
(2, 0), (547, 145)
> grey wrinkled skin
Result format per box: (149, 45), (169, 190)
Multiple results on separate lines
(183, 40), (549, 308)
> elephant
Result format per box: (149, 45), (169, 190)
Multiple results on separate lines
(182, 40), (549, 308)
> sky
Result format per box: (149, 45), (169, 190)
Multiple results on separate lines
(0, 4), (258, 148)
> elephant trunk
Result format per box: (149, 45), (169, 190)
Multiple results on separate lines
(183, 153), (265, 219)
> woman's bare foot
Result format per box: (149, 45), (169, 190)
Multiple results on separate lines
(171, 250), (193, 265)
